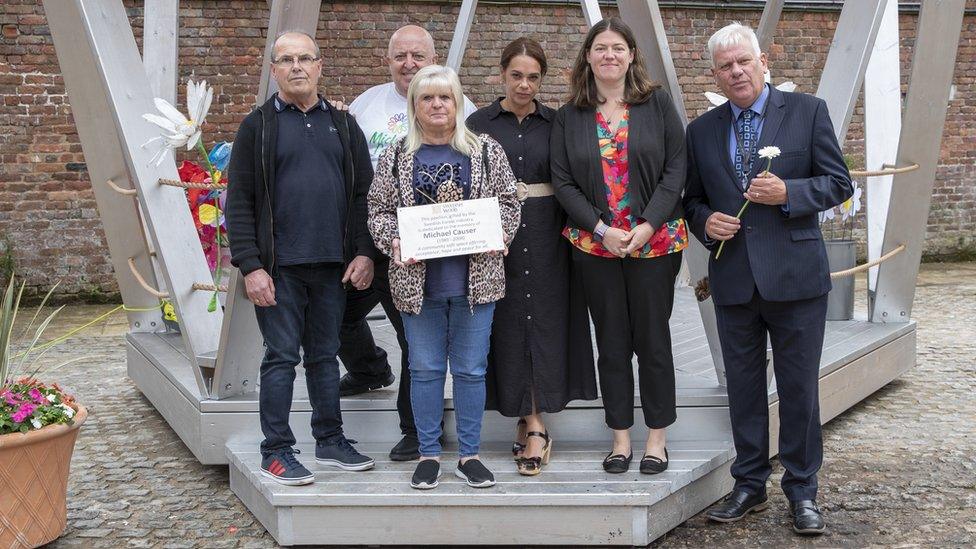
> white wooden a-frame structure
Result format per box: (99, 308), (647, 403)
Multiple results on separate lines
(44, 0), (965, 544)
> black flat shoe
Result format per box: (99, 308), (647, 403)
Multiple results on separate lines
(602, 451), (633, 474)
(789, 500), (826, 535)
(705, 489), (769, 522)
(339, 371), (395, 397)
(639, 448), (668, 474)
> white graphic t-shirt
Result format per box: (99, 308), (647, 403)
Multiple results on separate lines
(349, 82), (478, 169)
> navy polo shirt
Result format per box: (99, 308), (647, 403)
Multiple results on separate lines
(272, 94), (346, 266)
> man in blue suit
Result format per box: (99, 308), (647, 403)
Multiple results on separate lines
(683, 23), (852, 536)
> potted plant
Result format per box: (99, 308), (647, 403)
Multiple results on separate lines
(0, 276), (87, 548)
(819, 160), (863, 321)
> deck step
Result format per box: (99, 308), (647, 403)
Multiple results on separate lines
(226, 440), (735, 545)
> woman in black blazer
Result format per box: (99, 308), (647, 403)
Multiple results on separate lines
(550, 17), (688, 475)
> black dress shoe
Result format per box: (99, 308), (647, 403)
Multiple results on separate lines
(602, 451), (633, 474)
(789, 500), (826, 535)
(389, 433), (420, 461)
(639, 448), (668, 475)
(339, 370), (395, 397)
(705, 490), (769, 522)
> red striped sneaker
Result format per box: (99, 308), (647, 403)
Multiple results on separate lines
(261, 449), (314, 486)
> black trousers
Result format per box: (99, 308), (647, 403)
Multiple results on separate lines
(714, 289), (827, 502)
(572, 248), (681, 430)
(338, 258), (415, 435)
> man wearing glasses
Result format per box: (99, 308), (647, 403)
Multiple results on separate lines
(336, 25), (477, 462)
(226, 31), (376, 485)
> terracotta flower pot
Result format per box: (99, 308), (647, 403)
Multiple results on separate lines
(0, 405), (87, 548)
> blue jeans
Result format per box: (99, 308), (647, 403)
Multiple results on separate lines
(401, 297), (495, 458)
(254, 263), (346, 457)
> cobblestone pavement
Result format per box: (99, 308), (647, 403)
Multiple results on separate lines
(18, 262), (975, 548)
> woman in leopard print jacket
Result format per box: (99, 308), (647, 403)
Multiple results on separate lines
(367, 65), (521, 490)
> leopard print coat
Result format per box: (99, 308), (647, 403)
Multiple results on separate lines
(367, 134), (521, 314)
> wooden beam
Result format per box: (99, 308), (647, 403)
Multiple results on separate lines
(815, 0), (887, 143)
(872, 0), (966, 322)
(143, 0), (179, 103)
(446, 0), (478, 72)
(863, 0), (902, 292)
(756, 0), (785, 53)
(258, 0), (322, 103)
(45, 0), (223, 395)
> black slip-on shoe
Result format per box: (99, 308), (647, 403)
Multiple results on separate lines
(789, 499), (826, 535)
(338, 371), (395, 397)
(455, 458), (496, 488)
(706, 489), (769, 523)
(410, 459), (441, 490)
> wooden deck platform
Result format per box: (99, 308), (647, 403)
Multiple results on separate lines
(125, 287), (916, 545)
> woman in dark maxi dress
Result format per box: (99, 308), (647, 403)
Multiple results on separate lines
(467, 38), (597, 476)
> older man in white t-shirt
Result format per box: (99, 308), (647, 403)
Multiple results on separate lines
(338, 25), (475, 462)
(350, 25), (477, 168)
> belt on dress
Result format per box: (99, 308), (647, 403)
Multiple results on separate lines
(516, 181), (554, 201)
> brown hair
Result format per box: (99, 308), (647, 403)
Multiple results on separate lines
(567, 17), (659, 108)
(500, 37), (548, 76)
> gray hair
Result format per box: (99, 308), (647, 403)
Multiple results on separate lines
(272, 30), (321, 61)
(707, 22), (761, 67)
(404, 65), (479, 157)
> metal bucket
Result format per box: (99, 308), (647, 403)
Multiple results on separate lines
(826, 239), (856, 320)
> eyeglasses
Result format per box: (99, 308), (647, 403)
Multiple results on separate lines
(272, 55), (321, 67)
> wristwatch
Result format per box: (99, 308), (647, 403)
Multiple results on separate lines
(594, 221), (609, 242)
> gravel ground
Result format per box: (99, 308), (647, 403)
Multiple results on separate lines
(15, 262), (975, 548)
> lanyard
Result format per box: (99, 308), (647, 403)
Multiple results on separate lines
(732, 98), (769, 188)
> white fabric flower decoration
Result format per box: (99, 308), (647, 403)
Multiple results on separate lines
(819, 207), (836, 224)
(703, 81), (798, 111)
(141, 79), (214, 166)
(840, 182), (863, 221)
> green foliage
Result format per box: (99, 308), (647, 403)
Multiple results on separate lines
(0, 275), (64, 388)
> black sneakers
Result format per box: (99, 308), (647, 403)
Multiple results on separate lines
(410, 459), (441, 490)
(389, 433), (421, 461)
(315, 438), (375, 471)
(455, 458), (496, 488)
(261, 449), (314, 486)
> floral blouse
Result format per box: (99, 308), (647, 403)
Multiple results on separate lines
(563, 108), (688, 258)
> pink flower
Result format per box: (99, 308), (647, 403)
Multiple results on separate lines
(12, 403), (36, 423)
(3, 390), (21, 407)
(29, 388), (45, 404)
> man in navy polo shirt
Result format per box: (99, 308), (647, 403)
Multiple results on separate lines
(226, 31), (376, 485)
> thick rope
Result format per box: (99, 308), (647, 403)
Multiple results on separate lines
(106, 178), (137, 196)
(191, 282), (228, 293)
(126, 257), (170, 298)
(849, 163), (919, 178)
(158, 177), (227, 191)
(829, 244), (907, 279)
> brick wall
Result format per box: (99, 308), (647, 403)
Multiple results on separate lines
(0, 1), (973, 297)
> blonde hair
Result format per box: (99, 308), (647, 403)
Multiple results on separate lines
(707, 22), (761, 67)
(405, 65), (480, 156)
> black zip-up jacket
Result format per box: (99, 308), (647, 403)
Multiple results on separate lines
(226, 95), (375, 277)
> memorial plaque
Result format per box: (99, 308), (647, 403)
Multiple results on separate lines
(397, 197), (505, 261)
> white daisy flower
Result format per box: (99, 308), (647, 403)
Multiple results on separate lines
(142, 79), (214, 166)
(840, 182), (863, 221)
(758, 146), (781, 160)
